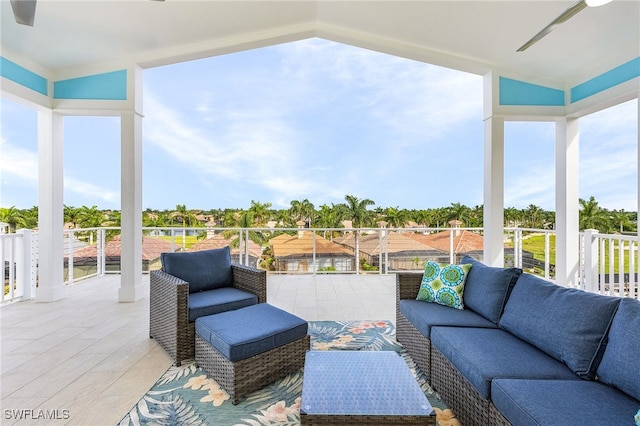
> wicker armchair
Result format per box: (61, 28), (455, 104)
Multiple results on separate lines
(150, 261), (266, 366)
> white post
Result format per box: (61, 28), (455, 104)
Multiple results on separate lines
(555, 118), (580, 286)
(16, 229), (33, 299)
(483, 115), (505, 267)
(37, 109), (66, 302)
(582, 229), (599, 293)
(118, 110), (144, 302)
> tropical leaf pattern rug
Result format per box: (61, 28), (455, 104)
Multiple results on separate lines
(119, 320), (459, 426)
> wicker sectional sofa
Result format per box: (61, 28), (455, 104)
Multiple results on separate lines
(396, 256), (640, 425)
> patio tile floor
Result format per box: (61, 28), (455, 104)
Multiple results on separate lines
(0, 272), (396, 425)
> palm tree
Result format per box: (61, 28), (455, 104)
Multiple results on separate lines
(612, 209), (632, 233)
(383, 207), (409, 228)
(0, 206), (26, 232)
(579, 196), (609, 231)
(343, 195), (375, 273)
(289, 199), (315, 227)
(448, 202), (471, 225)
(413, 209), (432, 228)
(248, 200), (272, 226)
(525, 204), (544, 228)
(63, 205), (81, 228)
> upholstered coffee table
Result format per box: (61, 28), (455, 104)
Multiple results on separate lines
(300, 351), (435, 425)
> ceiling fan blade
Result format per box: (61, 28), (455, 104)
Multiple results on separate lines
(10, 0), (37, 26)
(517, 0), (587, 52)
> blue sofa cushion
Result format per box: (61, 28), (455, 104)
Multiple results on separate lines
(492, 379), (640, 426)
(499, 273), (621, 379)
(399, 299), (497, 338)
(161, 246), (233, 293)
(431, 327), (579, 399)
(195, 304), (308, 362)
(597, 297), (640, 401)
(188, 287), (258, 322)
(460, 256), (522, 324)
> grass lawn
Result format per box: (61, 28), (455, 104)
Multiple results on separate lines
(155, 235), (202, 249)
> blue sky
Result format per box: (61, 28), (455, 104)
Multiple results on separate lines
(1, 38), (637, 212)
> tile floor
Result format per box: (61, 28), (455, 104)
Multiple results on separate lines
(1, 272), (396, 425)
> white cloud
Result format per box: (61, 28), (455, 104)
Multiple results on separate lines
(0, 137), (38, 184)
(64, 176), (119, 204)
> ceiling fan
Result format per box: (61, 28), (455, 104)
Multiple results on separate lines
(9, 0), (165, 27)
(517, 0), (613, 52)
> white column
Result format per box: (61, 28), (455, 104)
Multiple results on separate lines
(37, 110), (66, 302)
(483, 115), (505, 267)
(555, 117), (580, 286)
(118, 110), (144, 302)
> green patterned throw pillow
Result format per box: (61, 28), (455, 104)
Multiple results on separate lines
(416, 261), (472, 309)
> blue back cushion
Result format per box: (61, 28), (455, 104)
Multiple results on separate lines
(596, 298), (640, 400)
(499, 273), (621, 379)
(161, 246), (233, 293)
(461, 256), (522, 324)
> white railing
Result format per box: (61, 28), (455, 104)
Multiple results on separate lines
(1, 229), (37, 303)
(3, 226), (638, 301)
(581, 229), (638, 299)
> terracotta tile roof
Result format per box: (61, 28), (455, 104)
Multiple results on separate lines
(407, 229), (484, 253)
(189, 234), (262, 258)
(335, 231), (441, 256)
(70, 235), (173, 261)
(270, 231), (353, 258)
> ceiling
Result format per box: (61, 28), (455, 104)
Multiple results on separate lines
(1, 0), (639, 86)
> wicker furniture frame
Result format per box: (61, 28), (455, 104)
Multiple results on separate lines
(195, 333), (310, 404)
(396, 273), (432, 378)
(149, 263), (267, 366)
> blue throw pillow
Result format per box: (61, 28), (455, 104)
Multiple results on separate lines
(416, 261), (472, 310)
(499, 273), (621, 379)
(461, 256), (522, 324)
(161, 246), (233, 293)
(596, 298), (640, 401)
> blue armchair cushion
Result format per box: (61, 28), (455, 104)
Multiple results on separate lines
(399, 299), (497, 339)
(417, 261), (471, 309)
(499, 273), (621, 379)
(492, 379), (640, 426)
(195, 304), (308, 362)
(430, 327), (579, 399)
(161, 246), (233, 293)
(596, 297), (640, 400)
(460, 256), (522, 324)
(188, 287), (258, 322)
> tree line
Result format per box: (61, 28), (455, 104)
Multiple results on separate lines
(0, 195), (636, 234)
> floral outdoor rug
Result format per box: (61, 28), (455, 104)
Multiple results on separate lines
(118, 320), (459, 426)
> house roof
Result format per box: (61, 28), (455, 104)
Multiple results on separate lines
(407, 229), (485, 254)
(189, 234), (262, 258)
(269, 231), (353, 258)
(70, 235), (173, 261)
(2, 1), (637, 102)
(336, 231), (442, 256)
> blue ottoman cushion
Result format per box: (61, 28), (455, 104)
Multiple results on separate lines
(195, 304), (308, 362)
(492, 379), (640, 426)
(596, 297), (640, 401)
(161, 246), (233, 293)
(499, 273), (621, 379)
(431, 327), (579, 399)
(400, 299), (497, 338)
(460, 256), (522, 324)
(188, 287), (258, 322)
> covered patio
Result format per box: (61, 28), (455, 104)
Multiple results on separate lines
(1, 273), (395, 425)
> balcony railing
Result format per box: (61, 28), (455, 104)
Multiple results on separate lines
(2, 226), (638, 303)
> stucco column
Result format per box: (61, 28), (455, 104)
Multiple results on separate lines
(118, 110), (144, 302)
(483, 115), (505, 267)
(555, 117), (580, 286)
(37, 109), (66, 302)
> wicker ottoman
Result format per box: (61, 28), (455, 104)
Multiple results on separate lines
(195, 303), (309, 404)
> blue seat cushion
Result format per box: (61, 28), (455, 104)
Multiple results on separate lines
(161, 246), (233, 293)
(492, 379), (640, 426)
(188, 287), (258, 322)
(460, 256), (522, 324)
(195, 304), (308, 362)
(499, 273), (621, 379)
(431, 327), (579, 399)
(597, 297), (640, 401)
(399, 299), (497, 339)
